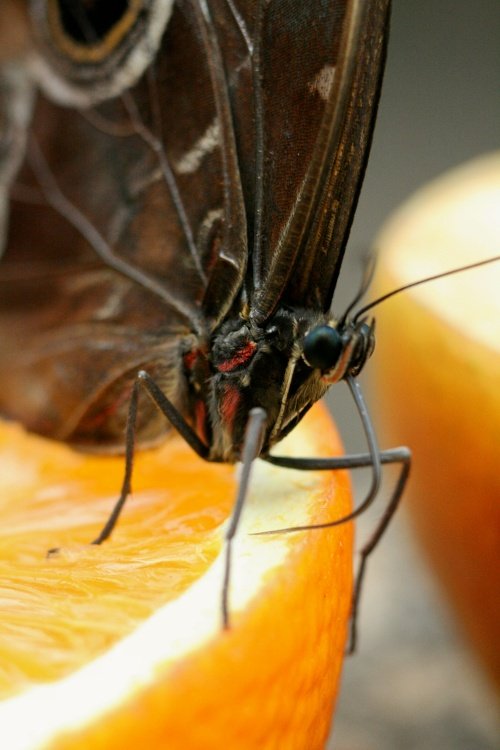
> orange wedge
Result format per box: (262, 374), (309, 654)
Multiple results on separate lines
(0, 402), (352, 749)
(371, 152), (500, 692)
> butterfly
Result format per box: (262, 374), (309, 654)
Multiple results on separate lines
(0, 0), (407, 649)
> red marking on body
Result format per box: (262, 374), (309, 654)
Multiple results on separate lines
(183, 349), (198, 371)
(217, 341), (256, 373)
(220, 385), (241, 431)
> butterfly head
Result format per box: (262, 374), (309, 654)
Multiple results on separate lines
(206, 309), (375, 462)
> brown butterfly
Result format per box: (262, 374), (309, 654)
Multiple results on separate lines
(0, 0), (407, 649)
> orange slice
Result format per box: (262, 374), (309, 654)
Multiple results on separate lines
(372, 152), (500, 692)
(0, 402), (352, 749)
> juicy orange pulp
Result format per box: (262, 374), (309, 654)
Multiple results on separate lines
(0, 422), (234, 698)
(0, 403), (353, 750)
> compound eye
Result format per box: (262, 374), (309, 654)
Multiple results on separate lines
(303, 325), (342, 370)
(30, 0), (173, 105)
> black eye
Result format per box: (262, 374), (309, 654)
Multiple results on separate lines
(303, 326), (342, 370)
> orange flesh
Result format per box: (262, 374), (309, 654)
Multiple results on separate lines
(0, 424), (235, 697)
(0, 403), (353, 750)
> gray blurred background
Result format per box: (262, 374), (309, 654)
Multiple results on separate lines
(326, 1), (499, 748)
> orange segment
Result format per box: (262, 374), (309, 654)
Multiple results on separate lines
(0, 402), (352, 749)
(372, 152), (500, 692)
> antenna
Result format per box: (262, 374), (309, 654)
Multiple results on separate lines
(353, 255), (500, 322)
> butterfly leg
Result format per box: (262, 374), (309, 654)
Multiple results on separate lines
(260, 445), (411, 653)
(345, 446), (411, 653)
(94, 389), (267, 631)
(89, 369), (210, 545)
(221, 408), (267, 629)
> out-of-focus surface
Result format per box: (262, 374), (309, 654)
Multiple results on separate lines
(327, 1), (499, 748)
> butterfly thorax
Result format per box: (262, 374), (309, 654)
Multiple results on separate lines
(183, 308), (375, 463)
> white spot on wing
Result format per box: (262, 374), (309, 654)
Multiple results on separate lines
(309, 65), (336, 101)
(92, 288), (128, 321)
(174, 119), (220, 175)
(64, 272), (129, 321)
(198, 207), (223, 238)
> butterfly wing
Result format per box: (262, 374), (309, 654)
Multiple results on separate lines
(0, 0), (389, 449)
(26, 2), (250, 328)
(223, 0), (391, 321)
(0, 1), (251, 445)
